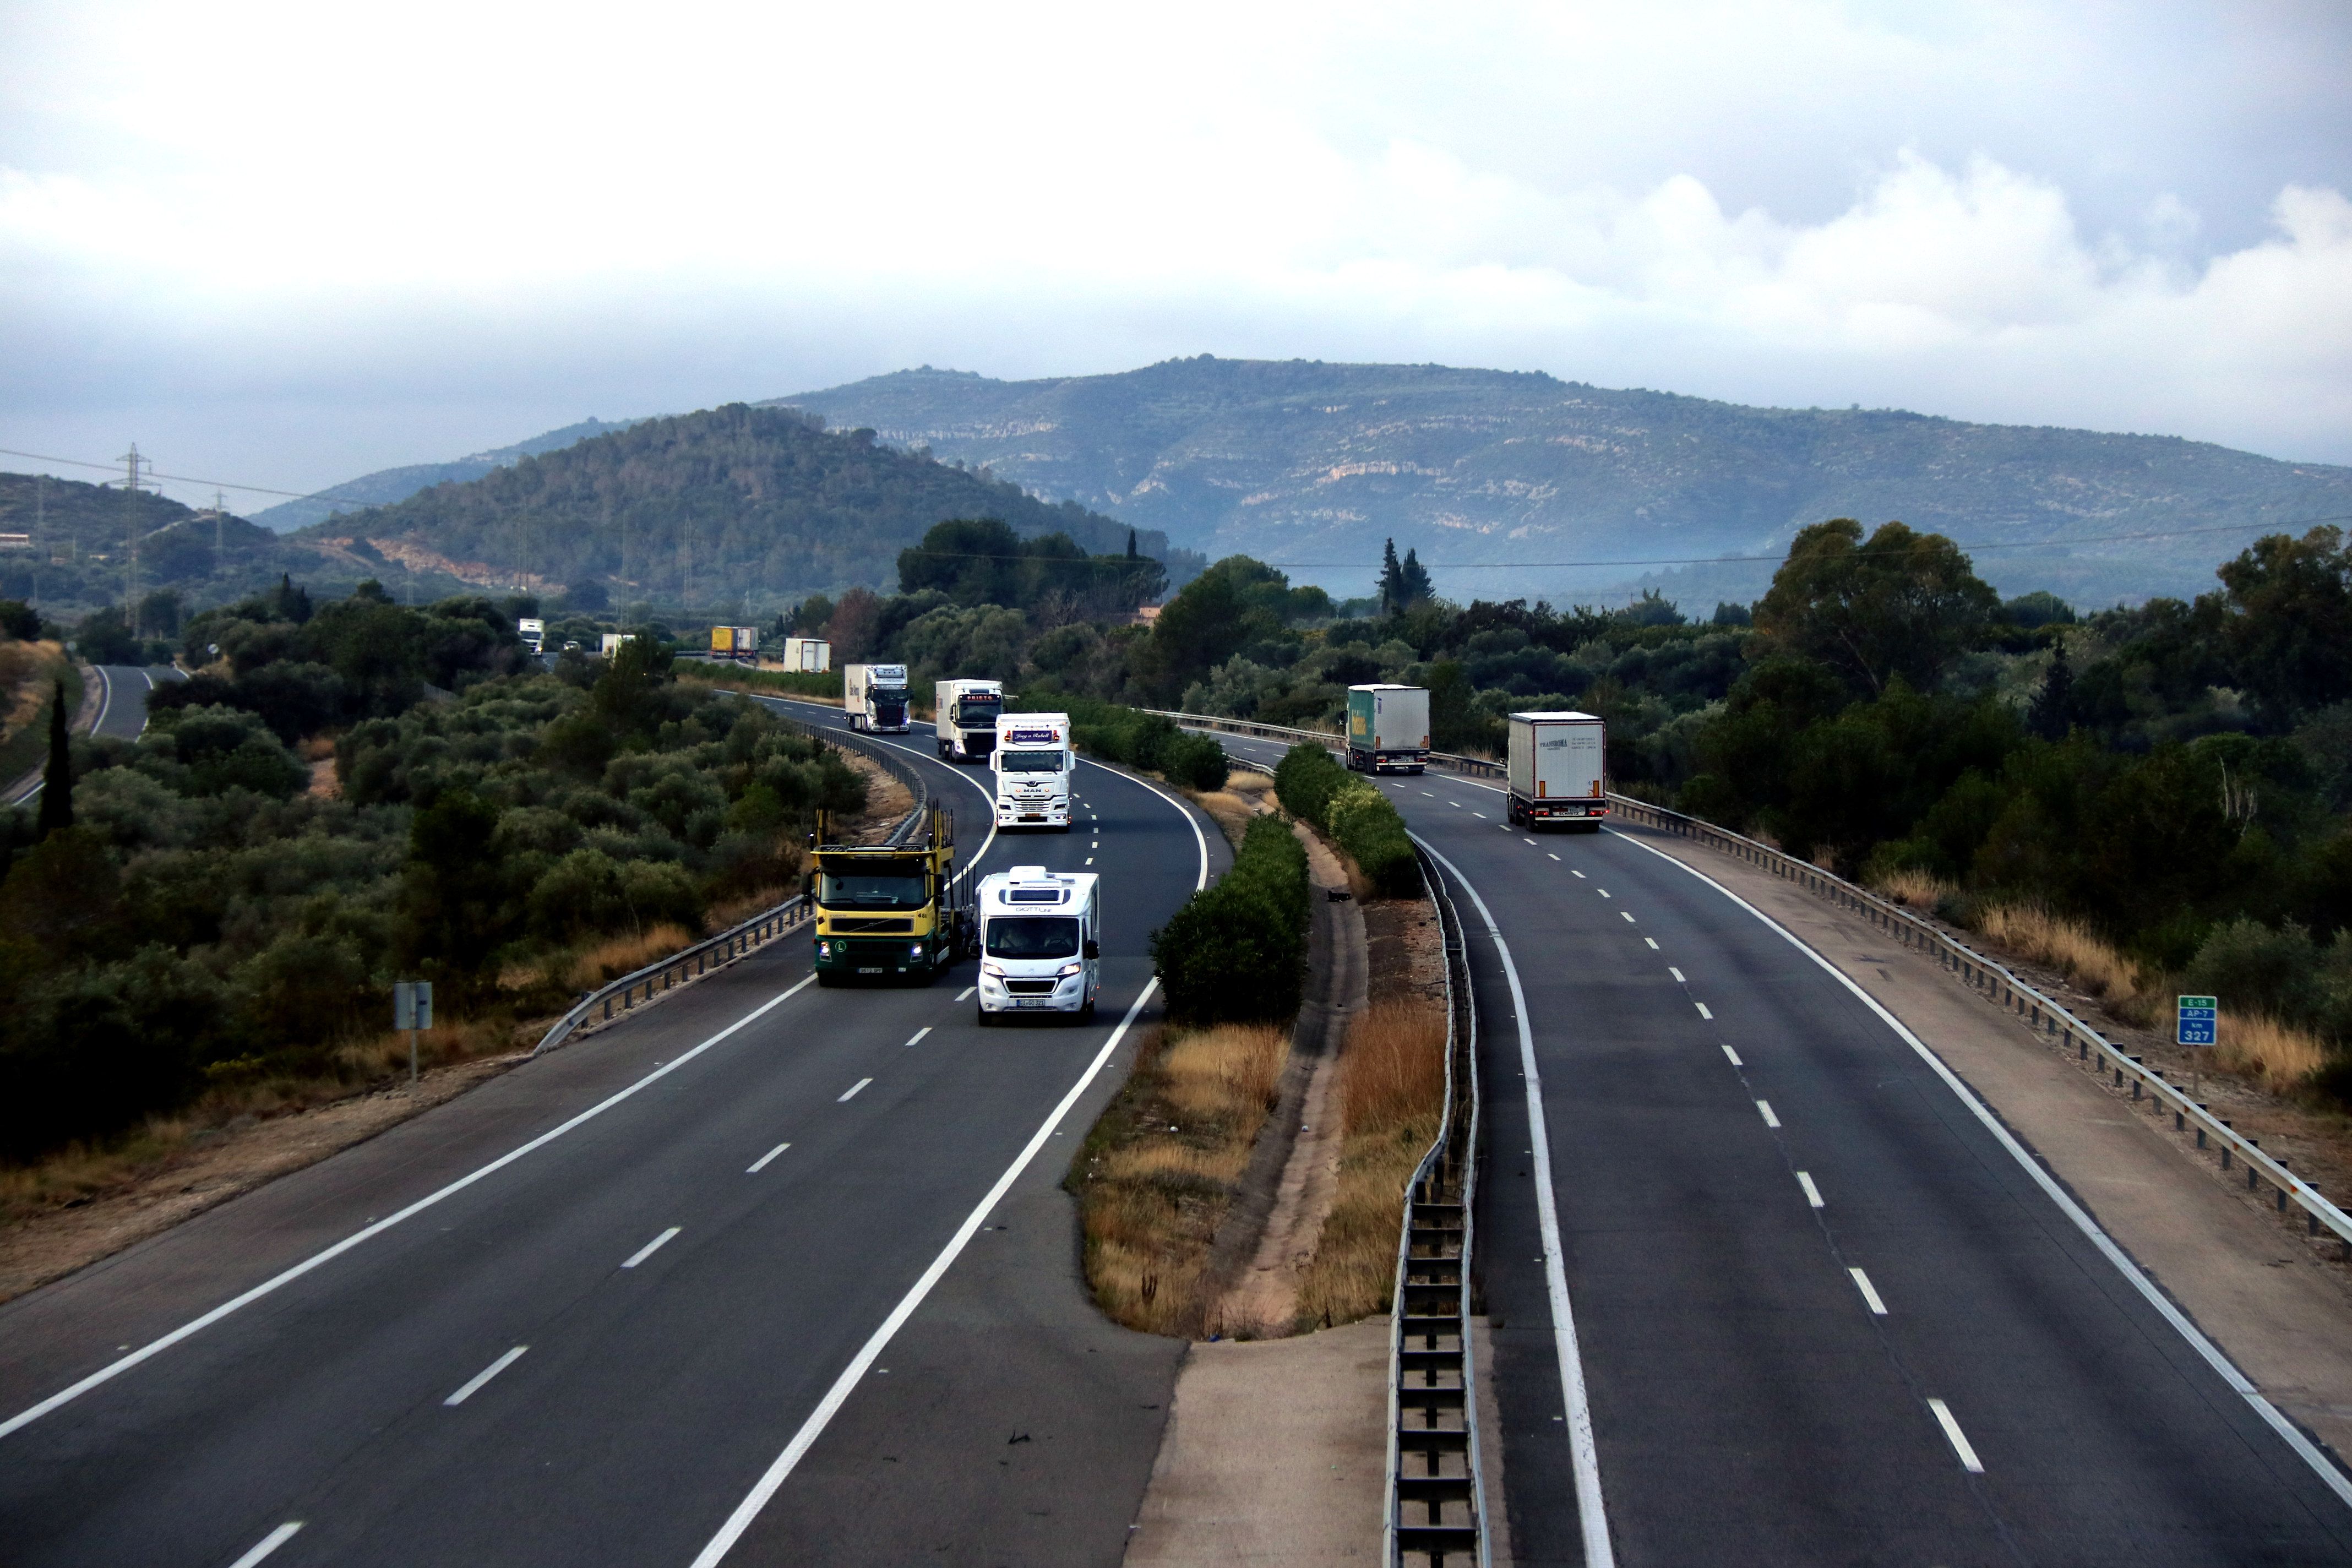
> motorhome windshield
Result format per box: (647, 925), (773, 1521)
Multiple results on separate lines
(998, 749), (1064, 772)
(986, 916), (1080, 958)
(817, 867), (928, 909)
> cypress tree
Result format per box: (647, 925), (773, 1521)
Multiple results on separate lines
(36, 679), (72, 839)
(1379, 538), (1403, 614)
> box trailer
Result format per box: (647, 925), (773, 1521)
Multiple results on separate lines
(845, 663), (912, 732)
(778, 636), (831, 673)
(706, 625), (757, 661)
(936, 678), (1005, 762)
(1346, 684), (1430, 773)
(1506, 711), (1608, 831)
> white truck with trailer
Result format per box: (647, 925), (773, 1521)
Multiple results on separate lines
(1346, 683), (1430, 773)
(974, 867), (1101, 1023)
(844, 662), (912, 733)
(992, 712), (1074, 830)
(777, 636), (831, 673)
(1506, 710), (1609, 831)
(935, 679), (1005, 762)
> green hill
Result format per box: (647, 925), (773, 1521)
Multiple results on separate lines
(777, 358), (2352, 606)
(250, 417), (645, 533)
(0, 473), (325, 617)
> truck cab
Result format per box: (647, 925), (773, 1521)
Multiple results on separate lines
(993, 712), (1074, 830)
(974, 867), (1100, 1023)
(936, 679), (1005, 763)
(808, 808), (974, 983)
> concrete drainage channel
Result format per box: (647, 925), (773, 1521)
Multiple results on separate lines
(1387, 845), (1488, 1567)
(532, 716), (930, 1055)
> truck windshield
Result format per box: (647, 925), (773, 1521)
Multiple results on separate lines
(955, 696), (1001, 725)
(999, 749), (1064, 772)
(986, 916), (1080, 958)
(816, 868), (929, 909)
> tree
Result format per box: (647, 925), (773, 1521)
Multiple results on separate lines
(0, 600), (41, 640)
(36, 681), (71, 839)
(1753, 519), (1998, 696)
(1378, 539), (1404, 615)
(2029, 640), (2074, 739)
(2215, 526), (2352, 728)
(1399, 548), (1434, 607)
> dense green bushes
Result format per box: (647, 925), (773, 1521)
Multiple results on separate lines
(1063, 696), (1230, 791)
(1150, 813), (1310, 1025)
(1273, 743), (1421, 897)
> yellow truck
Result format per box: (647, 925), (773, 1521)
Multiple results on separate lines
(808, 806), (975, 984)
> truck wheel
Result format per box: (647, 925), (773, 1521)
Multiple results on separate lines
(976, 1004), (993, 1027)
(1081, 1000), (1096, 1022)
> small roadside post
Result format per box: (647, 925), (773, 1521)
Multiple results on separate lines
(2178, 993), (2217, 1101)
(395, 981), (434, 1089)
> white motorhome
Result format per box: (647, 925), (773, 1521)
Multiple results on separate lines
(845, 663), (912, 732)
(993, 712), (1074, 830)
(935, 679), (1005, 763)
(1506, 710), (1609, 831)
(974, 867), (1101, 1023)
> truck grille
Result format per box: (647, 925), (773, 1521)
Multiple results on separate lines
(830, 918), (913, 933)
(1004, 980), (1057, 995)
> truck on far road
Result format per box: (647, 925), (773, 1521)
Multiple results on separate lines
(1506, 710), (1609, 831)
(710, 625), (759, 661)
(1346, 683), (1430, 774)
(845, 663), (912, 732)
(778, 635), (831, 673)
(993, 712), (1074, 830)
(936, 678), (1005, 762)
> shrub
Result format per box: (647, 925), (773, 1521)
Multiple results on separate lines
(1064, 696), (1230, 791)
(2184, 917), (2323, 1028)
(1151, 813), (1309, 1024)
(1272, 742), (1421, 897)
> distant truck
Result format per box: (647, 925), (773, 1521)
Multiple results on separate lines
(598, 632), (636, 657)
(1506, 711), (1609, 831)
(517, 617), (546, 655)
(1346, 683), (1430, 774)
(973, 866), (1101, 1024)
(993, 712), (1074, 830)
(845, 663), (912, 732)
(778, 635), (831, 673)
(936, 678), (1005, 762)
(709, 625), (759, 661)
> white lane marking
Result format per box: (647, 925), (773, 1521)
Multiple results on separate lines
(838, 1077), (873, 1103)
(1849, 1268), (1888, 1316)
(88, 664), (114, 737)
(226, 1522), (303, 1567)
(1472, 812), (1488, 819)
(1547, 853), (1560, 861)
(445, 1344), (529, 1405)
(1695, 1002), (1713, 1020)
(1756, 1099), (1780, 1128)
(1422, 791), (1435, 797)
(622, 1227), (682, 1268)
(1620, 911), (1635, 923)
(1721, 1044), (1743, 1066)
(1607, 825), (2352, 1510)
(1797, 1172), (1824, 1208)
(1411, 836), (1615, 1568)
(1449, 800), (1461, 808)
(1644, 938), (1658, 950)
(747, 1143), (790, 1173)
(1571, 869), (1586, 879)
(955, 986), (976, 1002)
(1928, 1398), (1985, 1473)
(1669, 967), (1685, 982)
(690, 980), (1164, 1567)
(755, 701), (1003, 880)
(1076, 758), (1210, 892)
(1085, 856), (1093, 865)
(0, 973), (817, 1443)
(1523, 837), (1538, 846)
(1596, 888), (1611, 898)
(902, 1027), (932, 1048)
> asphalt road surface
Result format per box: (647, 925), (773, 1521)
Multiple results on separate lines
(8, 662), (182, 805)
(0, 697), (1224, 1568)
(1207, 730), (2352, 1567)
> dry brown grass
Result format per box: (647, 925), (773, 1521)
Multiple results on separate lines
(2214, 1010), (2333, 1095)
(1975, 902), (2146, 1001)
(1073, 1021), (1291, 1336)
(1871, 867), (1955, 909)
(1297, 998), (1449, 1329)
(504, 922), (699, 995)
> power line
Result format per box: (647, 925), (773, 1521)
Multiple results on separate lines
(0, 444), (398, 510)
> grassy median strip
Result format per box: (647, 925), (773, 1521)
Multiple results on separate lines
(1297, 997), (1448, 1329)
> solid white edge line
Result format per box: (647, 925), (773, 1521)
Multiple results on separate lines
(747, 1143), (790, 1173)
(444, 1344), (529, 1406)
(0, 974), (818, 1445)
(837, 1077), (873, 1103)
(1413, 835), (1615, 1568)
(88, 663), (113, 737)
(1075, 758), (1210, 893)
(620, 1227), (681, 1269)
(1849, 1267), (1888, 1316)
(1796, 1171), (1825, 1208)
(1756, 1099), (1780, 1128)
(225, 1521), (303, 1567)
(687, 979), (1164, 1568)
(1607, 825), (2352, 1510)
(1928, 1397), (1986, 1473)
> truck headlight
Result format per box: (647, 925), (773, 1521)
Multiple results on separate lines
(817, 940), (833, 957)
(1056, 962), (1082, 978)
(910, 943), (925, 960)
(981, 961), (1005, 977)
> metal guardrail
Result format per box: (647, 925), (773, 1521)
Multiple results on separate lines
(1605, 792), (2352, 1254)
(1142, 709), (1505, 778)
(531, 709), (930, 1056)
(1385, 843), (1487, 1567)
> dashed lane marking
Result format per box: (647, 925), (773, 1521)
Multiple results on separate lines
(1929, 1399), (1985, 1473)
(225, 1523), (303, 1567)
(747, 1143), (790, 1173)
(902, 1027), (931, 1048)
(445, 1346), (528, 1406)
(839, 1077), (873, 1103)
(1797, 1172), (1824, 1208)
(1695, 1002), (1713, 1020)
(1721, 1044), (1743, 1066)
(1669, 967), (1685, 982)
(955, 986), (976, 1002)
(1849, 1268), (1889, 1315)
(620, 1228), (680, 1269)
(1756, 1099), (1779, 1127)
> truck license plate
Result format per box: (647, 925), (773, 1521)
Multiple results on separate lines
(857, 966), (883, 974)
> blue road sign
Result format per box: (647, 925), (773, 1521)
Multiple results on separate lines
(2177, 994), (2217, 1047)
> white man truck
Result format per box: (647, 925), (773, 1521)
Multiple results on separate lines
(936, 679), (1005, 762)
(1346, 683), (1430, 774)
(1506, 710), (1609, 831)
(845, 663), (912, 732)
(974, 867), (1100, 1023)
(993, 712), (1074, 830)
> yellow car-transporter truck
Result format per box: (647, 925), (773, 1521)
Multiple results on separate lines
(808, 807), (977, 984)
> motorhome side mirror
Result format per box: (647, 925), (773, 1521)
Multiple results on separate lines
(1083, 939), (1099, 959)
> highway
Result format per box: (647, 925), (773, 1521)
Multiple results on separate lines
(8, 662), (183, 805)
(0, 697), (1223, 1568)
(1206, 729), (2352, 1567)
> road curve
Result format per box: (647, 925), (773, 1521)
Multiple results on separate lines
(1206, 729), (2352, 1567)
(8, 663), (183, 805)
(0, 696), (1226, 1568)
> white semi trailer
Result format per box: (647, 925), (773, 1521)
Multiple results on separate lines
(845, 663), (912, 732)
(935, 679), (1005, 762)
(1346, 683), (1430, 773)
(1506, 710), (1609, 831)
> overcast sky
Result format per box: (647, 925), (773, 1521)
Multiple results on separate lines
(3, 0), (2348, 511)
